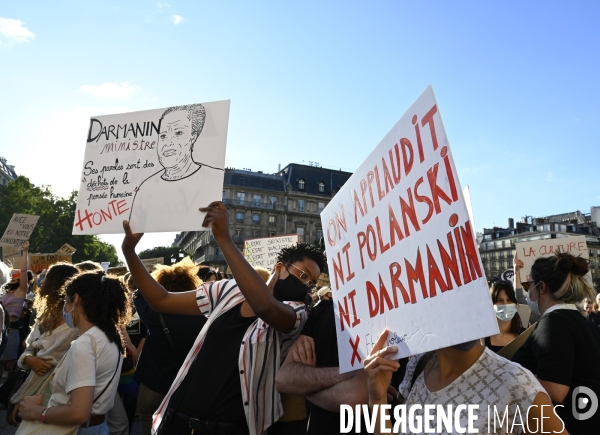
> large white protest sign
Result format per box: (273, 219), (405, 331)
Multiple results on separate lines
(321, 86), (498, 373)
(514, 235), (591, 287)
(0, 214), (40, 248)
(244, 235), (300, 270)
(73, 101), (230, 235)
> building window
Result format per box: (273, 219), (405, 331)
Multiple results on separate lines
(318, 202), (325, 213)
(236, 212), (244, 223)
(254, 230), (260, 238)
(296, 227), (304, 241)
(253, 194), (262, 207)
(269, 231), (275, 237)
(298, 179), (305, 190)
(298, 199), (305, 212)
(317, 181), (325, 193)
(268, 215), (276, 226)
(268, 196), (277, 209)
(252, 214), (261, 225)
(237, 192), (245, 205)
(222, 190), (226, 201)
(235, 228), (243, 237)
(316, 228), (323, 242)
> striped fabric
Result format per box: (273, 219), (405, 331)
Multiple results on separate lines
(151, 279), (307, 435)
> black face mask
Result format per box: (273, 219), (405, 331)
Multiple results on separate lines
(450, 339), (479, 352)
(273, 273), (309, 303)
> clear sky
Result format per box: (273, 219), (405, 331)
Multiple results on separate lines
(1, 1), (599, 259)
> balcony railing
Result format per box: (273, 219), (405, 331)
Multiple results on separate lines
(223, 198), (322, 215)
(224, 198), (286, 210)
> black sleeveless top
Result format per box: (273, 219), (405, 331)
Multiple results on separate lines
(484, 336), (504, 354)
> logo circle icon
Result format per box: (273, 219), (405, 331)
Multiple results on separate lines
(572, 386), (598, 421)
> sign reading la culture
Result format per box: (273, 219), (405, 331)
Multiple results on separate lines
(73, 101), (230, 235)
(321, 86), (498, 373)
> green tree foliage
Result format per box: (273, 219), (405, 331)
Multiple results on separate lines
(139, 245), (185, 265)
(0, 176), (118, 265)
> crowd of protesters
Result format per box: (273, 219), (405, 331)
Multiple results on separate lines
(0, 201), (598, 435)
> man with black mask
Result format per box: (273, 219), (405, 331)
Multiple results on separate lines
(121, 201), (327, 435)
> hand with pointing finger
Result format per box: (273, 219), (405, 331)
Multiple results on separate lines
(364, 330), (400, 404)
(513, 252), (524, 271)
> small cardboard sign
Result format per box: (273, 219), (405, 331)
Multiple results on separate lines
(243, 234), (300, 270)
(57, 243), (77, 254)
(514, 235), (591, 286)
(0, 214), (40, 248)
(320, 86), (498, 373)
(30, 253), (72, 273)
(141, 257), (164, 272)
(72, 101), (230, 235)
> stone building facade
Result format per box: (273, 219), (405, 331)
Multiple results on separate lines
(479, 208), (600, 286)
(174, 163), (353, 270)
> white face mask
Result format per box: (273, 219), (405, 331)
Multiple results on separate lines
(526, 282), (541, 315)
(494, 304), (518, 322)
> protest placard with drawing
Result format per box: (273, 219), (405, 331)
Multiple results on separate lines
(244, 235), (300, 270)
(0, 214), (40, 248)
(320, 86), (498, 373)
(72, 101), (230, 235)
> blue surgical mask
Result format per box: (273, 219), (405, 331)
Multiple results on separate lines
(526, 283), (541, 315)
(494, 304), (518, 322)
(62, 302), (76, 328)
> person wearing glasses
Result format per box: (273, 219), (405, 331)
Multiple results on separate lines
(512, 251), (600, 434)
(275, 289), (370, 435)
(121, 201), (327, 435)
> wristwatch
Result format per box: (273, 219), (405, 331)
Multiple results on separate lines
(40, 407), (49, 424)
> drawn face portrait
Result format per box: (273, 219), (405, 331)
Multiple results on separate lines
(157, 110), (198, 169)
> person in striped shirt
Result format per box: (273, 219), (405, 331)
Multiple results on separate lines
(121, 201), (327, 435)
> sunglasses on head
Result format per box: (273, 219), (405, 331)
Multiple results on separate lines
(521, 281), (537, 292)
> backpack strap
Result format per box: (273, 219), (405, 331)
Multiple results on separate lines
(159, 313), (175, 350)
(92, 351), (120, 404)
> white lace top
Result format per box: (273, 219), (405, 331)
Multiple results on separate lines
(402, 348), (545, 435)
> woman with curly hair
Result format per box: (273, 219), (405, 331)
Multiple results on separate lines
(8, 262), (80, 425)
(17, 271), (131, 434)
(134, 257), (206, 435)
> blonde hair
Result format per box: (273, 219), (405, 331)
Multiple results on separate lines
(152, 257), (201, 292)
(253, 266), (271, 283)
(531, 252), (596, 305)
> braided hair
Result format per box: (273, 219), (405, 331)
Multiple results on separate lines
(62, 271), (132, 356)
